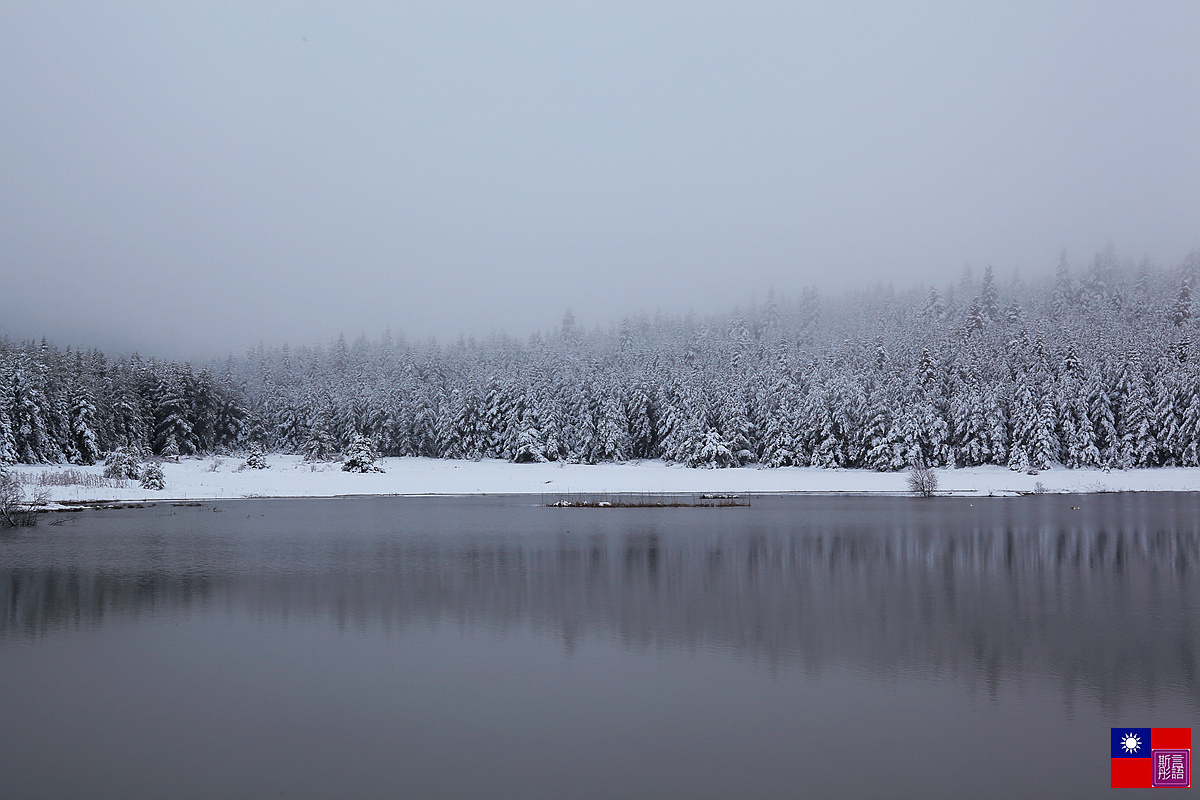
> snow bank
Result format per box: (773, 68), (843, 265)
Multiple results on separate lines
(12, 455), (1200, 506)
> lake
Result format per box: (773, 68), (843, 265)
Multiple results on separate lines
(1, 494), (1197, 799)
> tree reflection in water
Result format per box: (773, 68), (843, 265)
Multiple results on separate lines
(2, 494), (1198, 713)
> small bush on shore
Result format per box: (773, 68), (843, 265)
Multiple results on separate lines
(342, 434), (384, 473)
(139, 462), (165, 490)
(1, 470), (48, 527)
(104, 446), (145, 480)
(907, 462), (938, 497)
(244, 443), (269, 470)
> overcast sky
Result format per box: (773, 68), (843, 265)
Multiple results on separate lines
(2, 2), (1198, 360)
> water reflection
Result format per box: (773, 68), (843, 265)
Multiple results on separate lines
(2, 495), (1198, 710)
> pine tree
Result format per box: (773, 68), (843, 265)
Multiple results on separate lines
(1008, 443), (1031, 473)
(245, 442), (269, 469)
(1086, 369), (1117, 466)
(139, 461), (166, 490)
(0, 405), (17, 465)
(950, 385), (988, 467)
(894, 400), (950, 468)
(1112, 358), (1148, 469)
(302, 414), (337, 462)
(920, 286), (945, 320)
(1051, 250), (1080, 319)
(689, 429), (736, 468)
(626, 384), (657, 459)
(1149, 374), (1178, 466)
(68, 392), (102, 465)
(153, 373), (196, 456)
(595, 392), (630, 462)
(513, 393), (547, 463)
(719, 391), (754, 465)
(1172, 279), (1192, 326)
(1179, 375), (1200, 466)
(981, 265), (999, 322)
(9, 357), (52, 463)
(342, 433), (384, 472)
(1029, 390), (1060, 469)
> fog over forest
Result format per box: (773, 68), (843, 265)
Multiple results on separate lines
(3, 4), (1198, 360)
(3, 246), (1200, 472)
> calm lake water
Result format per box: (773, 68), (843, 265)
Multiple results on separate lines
(1, 494), (1197, 799)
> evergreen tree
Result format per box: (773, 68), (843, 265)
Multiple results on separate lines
(153, 373), (197, 456)
(1051, 250), (1080, 319)
(689, 429), (736, 468)
(68, 392), (102, 465)
(245, 442), (269, 469)
(342, 434), (384, 473)
(595, 392), (630, 462)
(981, 265), (999, 322)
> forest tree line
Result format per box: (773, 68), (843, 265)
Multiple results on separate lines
(3, 245), (1200, 472)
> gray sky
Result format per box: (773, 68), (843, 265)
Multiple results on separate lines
(2, 2), (1198, 360)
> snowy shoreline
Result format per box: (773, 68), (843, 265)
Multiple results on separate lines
(12, 454), (1200, 508)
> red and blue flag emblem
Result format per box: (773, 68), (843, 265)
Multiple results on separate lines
(1111, 728), (1190, 788)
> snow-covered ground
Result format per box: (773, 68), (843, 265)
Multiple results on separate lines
(12, 455), (1200, 506)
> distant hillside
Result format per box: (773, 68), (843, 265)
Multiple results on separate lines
(3, 245), (1199, 470)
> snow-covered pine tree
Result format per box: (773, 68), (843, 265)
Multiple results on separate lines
(161, 433), (181, 461)
(1178, 370), (1200, 466)
(950, 384), (988, 467)
(153, 373), (196, 457)
(1149, 372), (1178, 466)
(341, 433), (384, 473)
(1064, 395), (1101, 468)
(104, 445), (145, 479)
(920, 286), (945, 320)
(1008, 443), (1031, 473)
(895, 400), (951, 468)
(9, 356), (53, 463)
(140, 461), (165, 490)
(245, 442), (269, 469)
(1112, 357), (1147, 469)
(0, 405), (15, 465)
(689, 428), (736, 468)
(513, 391), (547, 463)
(1029, 389), (1060, 469)
(861, 396), (897, 470)
(1172, 278), (1192, 326)
(67, 392), (102, 465)
(981, 265), (1000, 323)
(719, 390), (754, 465)
(1085, 368), (1118, 467)
(595, 391), (630, 462)
(1050, 250), (1075, 318)
(626, 383), (657, 459)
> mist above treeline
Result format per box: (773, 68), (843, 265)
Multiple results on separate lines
(2, 245), (1199, 471)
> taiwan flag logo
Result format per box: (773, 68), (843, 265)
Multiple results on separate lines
(1111, 728), (1191, 788)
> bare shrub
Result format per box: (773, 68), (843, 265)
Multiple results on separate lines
(1, 471), (48, 527)
(906, 462), (938, 498)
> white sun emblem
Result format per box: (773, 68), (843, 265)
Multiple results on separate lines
(1120, 733), (1142, 754)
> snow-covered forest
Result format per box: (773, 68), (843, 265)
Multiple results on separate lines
(3, 246), (1200, 471)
